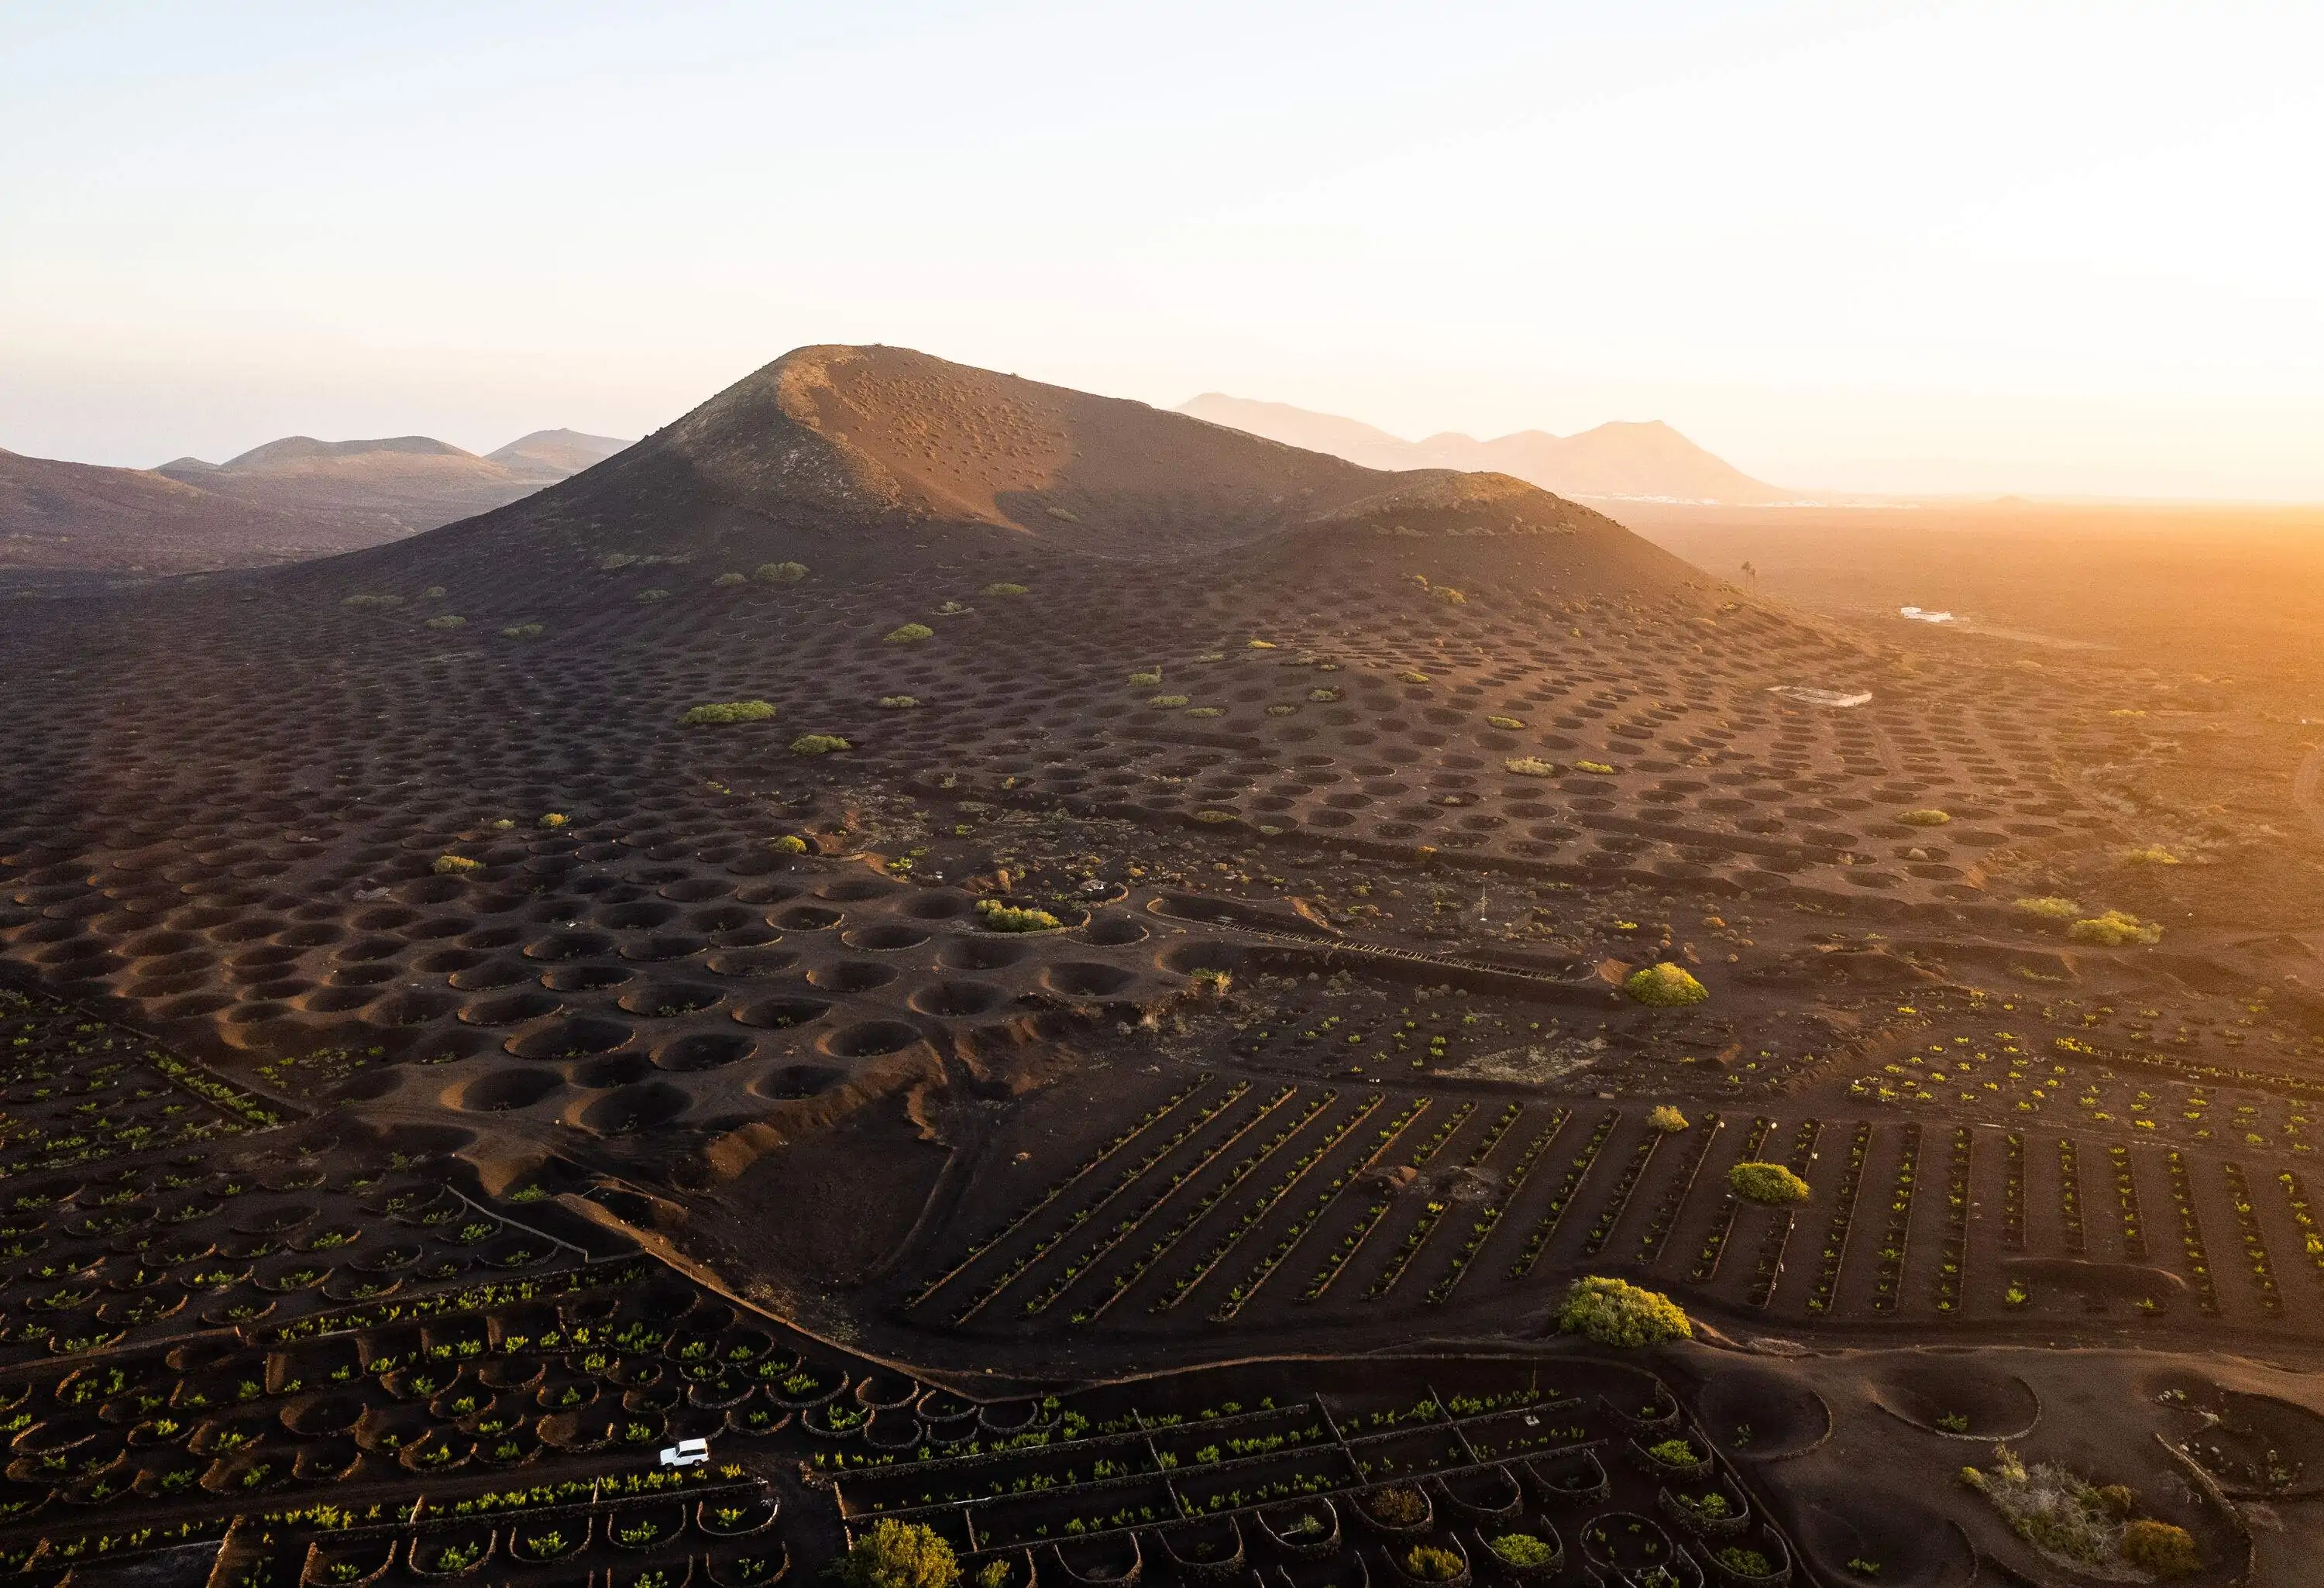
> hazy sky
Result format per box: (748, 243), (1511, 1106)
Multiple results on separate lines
(5, 0), (2319, 498)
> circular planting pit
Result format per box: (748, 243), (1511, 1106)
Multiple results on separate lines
(940, 937), (1026, 971)
(1695, 1365), (1832, 1457)
(1043, 962), (1136, 998)
(809, 960), (898, 994)
(844, 923), (931, 951)
(909, 980), (1008, 1017)
(820, 1021), (923, 1059)
(617, 981), (725, 1018)
(655, 1033), (758, 1072)
(1789, 1478), (1972, 1587)
(733, 996), (830, 1030)
(459, 991), (562, 1026)
(751, 1064), (841, 1100)
(506, 1016), (634, 1060)
(449, 1067), (566, 1114)
(1867, 1356), (2040, 1439)
(570, 1052), (654, 1089)
(576, 1081), (690, 1136)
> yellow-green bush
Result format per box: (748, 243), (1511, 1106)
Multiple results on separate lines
(976, 899), (1061, 933)
(2069, 910), (2161, 947)
(424, 615), (466, 630)
(432, 854), (482, 877)
(1487, 715), (1526, 730)
(1899, 808), (1951, 827)
(1729, 1161), (1811, 1204)
(679, 700), (775, 727)
(500, 623), (545, 640)
(878, 696), (920, 709)
(713, 572), (747, 587)
(1558, 1276), (1690, 1346)
(885, 623), (934, 644)
(1576, 760), (1615, 775)
(1505, 757), (1557, 778)
(2013, 895), (2082, 920)
(1647, 1105), (1689, 1133)
(789, 734), (851, 756)
(1624, 963), (1707, 1006)
(983, 582), (1029, 596)
(755, 562), (809, 583)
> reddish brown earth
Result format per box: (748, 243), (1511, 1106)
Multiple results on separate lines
(0, 345), (2315, 1585)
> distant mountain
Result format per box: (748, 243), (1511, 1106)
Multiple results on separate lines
(486, 428), (633, 480)
(5, 428), (631, 574)
(1179, 394), (1794, 504)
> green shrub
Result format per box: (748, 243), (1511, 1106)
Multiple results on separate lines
(2068, 910), (2161, 947)
(836, 1519), (958, 1588)
(1402, 1546), (1463, 1582)
(598, 552), (638, 570)
(1575, 759), (1615, 775)
(2119, 1520), (2198, 1577)
(878, 696), (920, 709)
(1187, 706), (1224, 718)
(2122, 845), (2180, 865)
(1488, 1535), (1556, 1568)
(976, 900), (1061, 933)
(755, 562), (808, 584)
(1647, 1105), (1689, 1133)
(1401, 671), (1431, 683)
(2013, 895), (2081, 920)
(974, 1562), (1012, 1588)
(679, 700), (775, 727)
(1504, 757), (1557, 778)
(713, 572), (747, 587)
(1128, 671), (1163, 686)
(1899, 808), (1951, 826)
(1148, 695), (1191, 708)
(1267, 705), (1297, 716)
(770, 836), (809, 855)
(421, 585), (446, 598)
(1645, 1437), (1703, 1468)
(1308, 689), (1341, 703)
(424, 614), (466, 631)
(342, 593), (401, 609)
(538, 813), (567, 829)
(432, 855), (482, 877)
(1487, 715), (1526, 730)
(636, 588), (670, 602)
(1558, 1276), (1690, 1346)
(1714, 1548), (1772, 1577)
(1624, 964), (1707, 1006)
(885, 623), (934, 643)
(500, 623), (544, 640)
(1729, 1161), (1811, 1204)
(789, 734), (851, 756)
(983, 583), (1029, 596)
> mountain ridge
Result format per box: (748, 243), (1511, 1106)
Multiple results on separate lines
(1178, 392), (1794, 504)
(3, 428), (632, 575)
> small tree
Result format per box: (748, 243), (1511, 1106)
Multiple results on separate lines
(1647, 1105), (1690, 1133)
(835, 1520), (959, 1588)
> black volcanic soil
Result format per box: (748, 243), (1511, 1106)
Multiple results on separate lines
(2, 345), (2319, 1586)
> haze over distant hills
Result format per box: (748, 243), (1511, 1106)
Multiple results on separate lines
(1179, 392), (1795, 504)
(1, 428), (630, 575)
